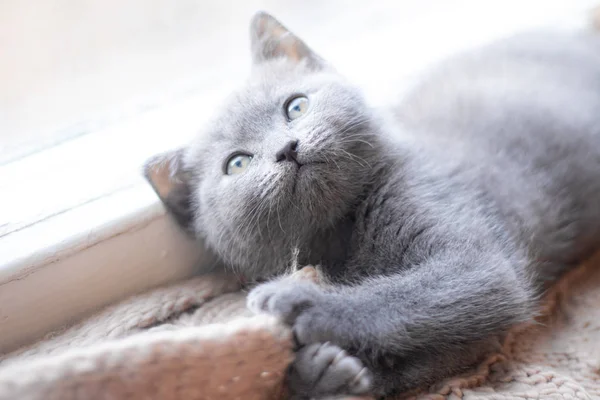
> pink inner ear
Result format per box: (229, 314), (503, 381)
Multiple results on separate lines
(250, 12), (306, 63)
(144, 151), (182, 200)
(143, 150), (196, 234)
(251, 12), (286, 40)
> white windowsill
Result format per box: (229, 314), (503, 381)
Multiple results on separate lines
(0, 183), (209, 354)
(0, 0), (594, 355)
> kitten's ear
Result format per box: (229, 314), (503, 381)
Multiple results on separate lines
(143, 149), (196, 236)
(250, 11), (325, 69)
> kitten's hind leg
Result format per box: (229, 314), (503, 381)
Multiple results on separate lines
(288, 342), (372, 399)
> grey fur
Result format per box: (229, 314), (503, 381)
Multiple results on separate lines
(144, 13), (600, 398)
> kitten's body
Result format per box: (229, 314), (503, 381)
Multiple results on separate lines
(390, 32), (600, 279)
(308, 31), (600, 287)
(145, 15), (600, 398)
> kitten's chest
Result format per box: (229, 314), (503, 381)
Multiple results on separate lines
(315, 186), (419, 281)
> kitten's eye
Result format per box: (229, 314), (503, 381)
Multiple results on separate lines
(225, 154), (253, 175)
(285, 95), (309, 120)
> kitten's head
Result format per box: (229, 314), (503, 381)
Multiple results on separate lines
(145, 12), (379, 279)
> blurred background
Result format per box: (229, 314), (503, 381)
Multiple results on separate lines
(2, 0), (598, 166)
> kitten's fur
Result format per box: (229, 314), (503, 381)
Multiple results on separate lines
(145, 12), (600, 398)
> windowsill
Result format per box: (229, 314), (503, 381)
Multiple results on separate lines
(0, 184), (206, 353)
(0, 0), (594, 355)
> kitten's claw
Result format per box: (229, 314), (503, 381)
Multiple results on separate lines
(288, 342), (373, 399)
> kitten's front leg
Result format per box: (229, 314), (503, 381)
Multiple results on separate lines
(248, 251), (534, 396)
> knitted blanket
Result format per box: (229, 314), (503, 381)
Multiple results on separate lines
(1, 256), (599, 400)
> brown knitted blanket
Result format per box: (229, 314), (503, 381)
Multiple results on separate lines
(1, 257), (599, 400)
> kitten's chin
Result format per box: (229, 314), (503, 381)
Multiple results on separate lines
(280, 163), (354, 227)
(290, 163), (320, 194)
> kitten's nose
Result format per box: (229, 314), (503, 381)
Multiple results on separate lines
(275, 140), (300, 164)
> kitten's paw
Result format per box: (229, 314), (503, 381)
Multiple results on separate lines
(247, 278), (351, 345)
(288, 342), (372, 399)
(247, 278), (324, 326)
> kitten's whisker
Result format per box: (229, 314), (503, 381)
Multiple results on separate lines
(323, 153), (341, 170)
(276, 194), (286, 234)
(250, 179), (280, 240)
(341, 132), (372, 143)
(266, 199), (273, 235)
(308, 130), (329, 148)
(339, 149), (372, 169)
(340, 122), (368, 134)
(342, 138), (375, 149)
(339, 118), (370, 136)
(235, 201), (263, 239)
(235, 181), (272, 239)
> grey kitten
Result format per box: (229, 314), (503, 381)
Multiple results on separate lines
(144, 11), (600, 398)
